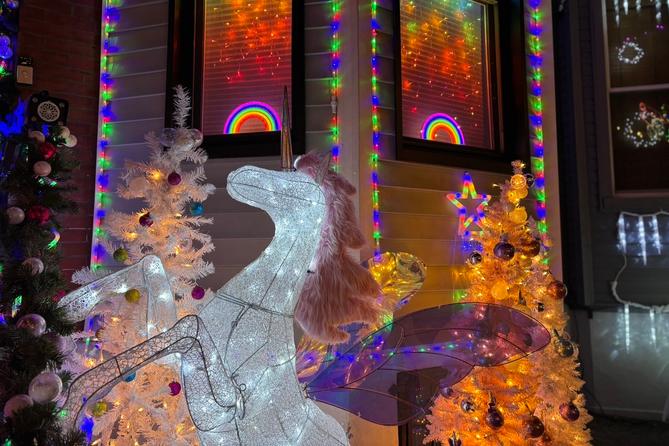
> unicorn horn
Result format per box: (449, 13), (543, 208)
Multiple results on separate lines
(280, 86), (294, 171)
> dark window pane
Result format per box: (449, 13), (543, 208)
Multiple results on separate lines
(202, 1), (292, 136)
(400, 0), (493, 150)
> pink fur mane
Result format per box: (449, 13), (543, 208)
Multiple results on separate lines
(294, 153), (381, 343)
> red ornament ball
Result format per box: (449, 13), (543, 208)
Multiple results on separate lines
(139, 213), (153, 227)
(523, 415), (545, 438)
(191, 286), (205, 300)
(548, 280), (568, 300)
(485, 405), (504, 430)
(559, 402), (580, 421)
(26, 205), (51, 225)
(167, 171), (182, 186)
(168, 381), (182, 396)
(39, 142), (57, 160)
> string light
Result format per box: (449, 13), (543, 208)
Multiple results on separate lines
(616, 38), (645, 64)
(330, 0), (341, 171)
(370, 0), (381, 258)
(526, 0), (547, 235)
(91, 0), (119, 269)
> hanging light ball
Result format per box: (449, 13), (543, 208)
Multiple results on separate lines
(92, 401), (109, 417)
(191, 286), (206, 300)
(6, 206), (25, 224)
(28, 372), (63, 403)
(491, 280), (509, 300)
(28, 130), (46, 143)
(559, 402), (580, 421)
(494, 241), (515, 261)
(124, 288), (142, 304)
(39, 142), (57, 160)
(167, 171), (182, 186)
(3, 394), (33, 418)
(22, 257), (44, 275)
(509, 207), (528, 224)
(467, 251), (483, 265)
(16, 314), (47, 336)
(113, 247), (129, 263)
(485, 401), (504, 429)
(190, 202), (204, 216)
(169, 381), (182, 396)
(523, 415), (545, 438)
(523, 239), (542, 257)
(139, 213), (153, 227)
(510, 174), (527, 189)
(460, 399), (475, 413)
(554, 337), (575, 358)
(33, 160), (52, 177)
(547, 280), (568, 300)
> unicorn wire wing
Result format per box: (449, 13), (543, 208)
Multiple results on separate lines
(303, 303), (551, 425)
(296, 251), (426, 382)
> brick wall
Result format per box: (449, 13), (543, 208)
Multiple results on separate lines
(18, 0), (101, 280)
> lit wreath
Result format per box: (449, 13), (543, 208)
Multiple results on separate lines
(617, 39), (645, 64)
(622, 103), (668, 148)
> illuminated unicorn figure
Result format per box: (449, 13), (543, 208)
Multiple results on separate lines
(58, 157), (349, 445)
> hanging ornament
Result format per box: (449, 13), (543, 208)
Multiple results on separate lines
(547, 280), (568, 300)
(158, 128), (178, 147)
(553, 330), (575, 358)
(523, 415), (545, 438)
(190, 202), (205, 216)
(190, 128), (204, 146)
(33, 160), (52, 177)
(28, 372), (63, 403)
(58, 126), (71, 139)
(509, 207), (528, 224)
(22, 257), (44, 275)
(124, 288), (141, 304)
(64, 134), (78, 148)
(6, 206), (25, 224)
(485, 396), (504, 430)
(191, 286), (205, 300)
(510, 174), (527, 189)
(16, 314), (47, 336)
(491, 280), (509, 300)
(92, 401), (109, 417)
(537, 302), (545, 312)
(169, 381), (182, 396)
(523, 238), (542, 257)
(123, 371), (136, 382)
(467, 251), (483, 265)
(448, 432), (462, 446)
(559, 401), (580, 421)
(28, 130), (46, 143)
(518, 290), (527, 306)
(494, 241), (515, 261)
(167, 171), (182, 186)
(39, 142), (57, 159)
(460, 399), (475, 413)
(139, 212), (153, 227)
(172, 131), (194, 153)
(26, 205), (51, 224)
(113, 247), (129, 263)
(3, 394), (33, 418)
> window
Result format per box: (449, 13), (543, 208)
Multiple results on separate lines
(396, 0), (528, 170)
(604, 1), (669, 192)
(169, 0), (304, 157)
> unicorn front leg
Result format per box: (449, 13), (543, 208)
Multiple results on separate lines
(60, 315), (239, 433)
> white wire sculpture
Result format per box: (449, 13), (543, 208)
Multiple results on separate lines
(58, 161), (349, 445)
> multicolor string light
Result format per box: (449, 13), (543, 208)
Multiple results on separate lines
(421, 113), (466, 144)
(91, 0), (119, 269)
(526, 0), (547, 235)
(370, 0), (381, 258)
(330, 0), (341, 171)
(223, 101), (281, 134)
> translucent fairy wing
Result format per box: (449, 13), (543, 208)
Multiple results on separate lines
(305, 303), (550, 425)
(296, 252), (426, 382)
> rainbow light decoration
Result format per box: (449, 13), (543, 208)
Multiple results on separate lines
(526, 0), (547, 235)
(330, 0), (341, 170)
(223, 101), (281, 134)
(446, 172), (491, 239)
(421, 113), (466, 145)
(370, 0), (381, 258)
(91, 0), (119, 269)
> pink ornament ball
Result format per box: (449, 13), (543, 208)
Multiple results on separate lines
(3, 394), (33, 418)
(167, 171), (182, 186)
(6, 206), (25, 224)
(33, 160), (52, 177)
(191, 286), (205, 300)
(139, 213), (153, 227)
(169, 381), (182, 396)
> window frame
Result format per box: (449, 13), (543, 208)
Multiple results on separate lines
(393, 0), (529, 172)
(167, 0), (305, 158)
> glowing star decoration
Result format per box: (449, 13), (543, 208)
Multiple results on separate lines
(421, 113), (466, 144)
(223, 102), (280, 134)
(58, 163), (349, 445)
(446, 172), (491, 238)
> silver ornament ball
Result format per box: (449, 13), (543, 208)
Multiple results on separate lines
(28, 372), (63, 403)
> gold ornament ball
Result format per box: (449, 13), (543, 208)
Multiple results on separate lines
(491, 280), (509, 300)
(515, 186), (529, 199)
(510, 174), (527, 189)
(124, 288), (142, 304)
(92, 401), (108, 417)
(509, 207), (528, 224)
(547, 280), (568, 300)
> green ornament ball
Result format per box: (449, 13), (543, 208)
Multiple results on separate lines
(124, 288), (142, 304)
(113, 247), (129, 263)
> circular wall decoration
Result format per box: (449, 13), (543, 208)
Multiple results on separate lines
(617, 38), (645, 65)
(420, 113), (465, 145)
(621, 102), (668, 148)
